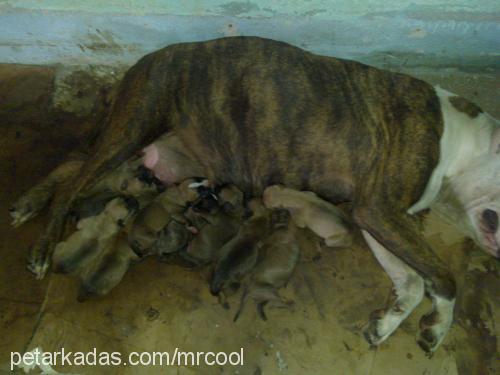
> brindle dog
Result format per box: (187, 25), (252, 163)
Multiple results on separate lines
(14, 37), (500, 354)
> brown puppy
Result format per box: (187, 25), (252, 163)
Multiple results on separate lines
(234, 209), (300, 321)
(263, 185), (352, 247)
(128, 178), (209, 255)
(183, 184), (245, 264)
(78, 232), (140, 300)
(153, 219), (192, 256)
(52, 197), (134, 274)
(209, 198), (270, 296)
(10, 156), (157, 227)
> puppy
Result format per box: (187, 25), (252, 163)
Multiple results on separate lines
(52, 197), (136, 274)
(209, 198), (271, 296)
(182, 184), (245, 264)
(10, 156), (158, 227)
(263, 185), (352, 247)
(70, 158), (160, 221)
(90, 157), (160, 198)
(78, 232), (140, 300)
(127, 178), (210, 256)
(153, 219), (192, 256)
(234, 209), (300, 321)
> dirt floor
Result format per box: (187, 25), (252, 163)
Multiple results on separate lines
(0, 64), (498, 375)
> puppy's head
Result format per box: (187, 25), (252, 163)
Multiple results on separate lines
(262, 185), (286, 209)
(186, 178), (219, 213)
(105, 198), (133, 223)
(218, 185), (244, 213)
(247, 197), (267, 217)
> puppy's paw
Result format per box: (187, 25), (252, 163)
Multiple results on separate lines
(27, 238), (51, 280)
(362, 309), (388, 346)
(325, 232), (353, 248)
(10, 199), (40, 227)
(10, 186), (53, 227)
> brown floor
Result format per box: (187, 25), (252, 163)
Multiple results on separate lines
(0, 65), (498, 375)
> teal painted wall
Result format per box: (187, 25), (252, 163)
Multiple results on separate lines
(0, 1), (498, 69)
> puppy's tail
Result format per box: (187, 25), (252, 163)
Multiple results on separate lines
(209, 271), (224, 296)
(233, 285), (249, 322)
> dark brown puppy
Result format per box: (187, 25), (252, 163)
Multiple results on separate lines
(209, 198), (270, 296)
(183, 184), (245, 264)
(127, 178), (204, 255)
(153, 219), (192, 256)
(234, 209), (300, 321)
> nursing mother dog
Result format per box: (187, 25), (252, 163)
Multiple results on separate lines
(16, 37), (499, 354)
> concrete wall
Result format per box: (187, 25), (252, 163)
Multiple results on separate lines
(0, 1), (498, 71)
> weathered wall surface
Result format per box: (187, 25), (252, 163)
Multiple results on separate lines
(0, 0), (498, 71)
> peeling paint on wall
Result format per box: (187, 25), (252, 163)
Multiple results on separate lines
(0, 1), (498, 71)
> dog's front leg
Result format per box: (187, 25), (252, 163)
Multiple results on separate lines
(353, 205), (456, 355)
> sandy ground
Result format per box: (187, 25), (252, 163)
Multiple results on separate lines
(0, 64), (498, 375)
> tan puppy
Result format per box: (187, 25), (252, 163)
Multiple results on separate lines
(78, 232), (140, 300)
(234, 209), (300, 321)
(52, 197), (134, 274)
(128, 178), (209, 255)
(90, 157), (159, 198)
(10, 156), (157, 227)
(183, 184), (245, 264)
(263, 185), (352, 247)
(209, 198), (271, 296)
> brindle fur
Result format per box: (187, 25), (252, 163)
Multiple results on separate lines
(28, 38), (452, 324)
(448, 96), (483, 119)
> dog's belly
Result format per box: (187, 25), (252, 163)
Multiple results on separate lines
(130, 37), (441, 206)
(141, 129), (354, 203)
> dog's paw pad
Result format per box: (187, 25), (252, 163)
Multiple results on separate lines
(417, 314), (449, 355)
(27, 242), (50, 279)
(362, 317), (384, 346)
(417, 329), (438, 357)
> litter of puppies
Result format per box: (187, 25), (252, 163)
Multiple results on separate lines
(11, 161), (353, 320)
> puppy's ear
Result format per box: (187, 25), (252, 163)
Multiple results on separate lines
(123, 196), (140, 213)
(136, 166), (156, 184)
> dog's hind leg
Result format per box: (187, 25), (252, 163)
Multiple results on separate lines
(10, 158), (84, 227)
(27, 53), (171, 278)
(361, 230), (424, 345)
(353, 205), (456, 354)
